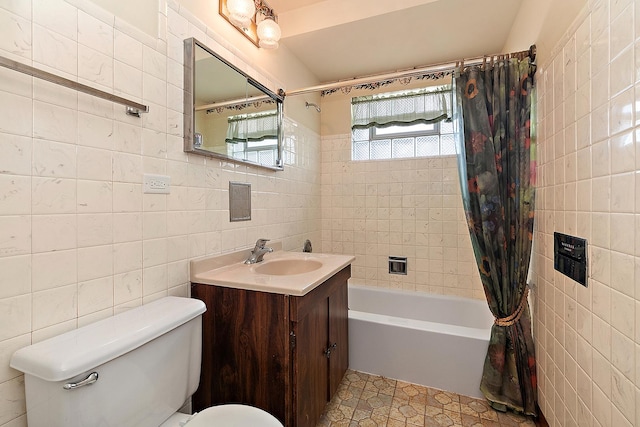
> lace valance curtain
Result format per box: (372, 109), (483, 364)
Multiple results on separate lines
(351, 88), (451, 130)
(226, 111), (278, 144)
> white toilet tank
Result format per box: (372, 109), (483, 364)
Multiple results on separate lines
(10, 297), (206, 427)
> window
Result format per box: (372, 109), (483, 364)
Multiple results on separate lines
(227, 137), (278, 164)
(351, 86), (454, 161)
(226, 111), (278, 164)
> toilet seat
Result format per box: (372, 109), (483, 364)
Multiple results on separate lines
(185, 404), (284, 427)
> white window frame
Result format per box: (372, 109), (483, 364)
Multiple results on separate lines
(370, 122), (440, 141)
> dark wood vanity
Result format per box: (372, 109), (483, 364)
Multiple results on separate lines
(191, 265), (350, 427)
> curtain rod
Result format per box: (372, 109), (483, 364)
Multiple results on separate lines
(0, 55), (149, 117)
(285, 45), (536, 97)
(196, 94), (273, 112)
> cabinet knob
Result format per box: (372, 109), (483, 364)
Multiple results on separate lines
(324, 343), (337, 358)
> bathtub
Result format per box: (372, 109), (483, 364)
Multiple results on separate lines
(348, 285), (494, 399)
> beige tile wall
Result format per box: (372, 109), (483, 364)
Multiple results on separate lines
(0, 1), (321, 426)
(532, 0), (639, 426)
(320, 134), (484, 299)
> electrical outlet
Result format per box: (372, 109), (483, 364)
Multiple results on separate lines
(143, 174), (171, 194)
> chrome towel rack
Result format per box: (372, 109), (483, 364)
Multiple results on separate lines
(0, 55), (149, 117)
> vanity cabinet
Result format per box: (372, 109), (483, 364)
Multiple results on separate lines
(191, 265), (350, 427)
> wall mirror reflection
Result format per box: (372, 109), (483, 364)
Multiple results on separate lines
(184, 38), (284, 170)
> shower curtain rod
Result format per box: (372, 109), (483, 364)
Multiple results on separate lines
(0, 55), (149, 117)
(196, 94), (273, 112)
(285, 45), (536, 97)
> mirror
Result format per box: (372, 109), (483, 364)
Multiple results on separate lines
(184, 38), (284, 170)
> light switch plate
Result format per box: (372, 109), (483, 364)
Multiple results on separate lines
(143, 174), (171, 194)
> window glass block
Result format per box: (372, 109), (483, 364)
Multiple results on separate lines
(245, 151), (258, 162)
(229, 142), (246, 155)
(258, 150), (275, 165)
(416, 135), (439, 157)
(353, 141), (370, 160)
(370, 140), (391, 160)
(440, 120), (454, 134)
(440, 134), (456, 155)
(352, 128), (369, 141)
(392, 138), (415, 158)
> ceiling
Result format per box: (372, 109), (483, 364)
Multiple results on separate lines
(266, 0), (524, 83)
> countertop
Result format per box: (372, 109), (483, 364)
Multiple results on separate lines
(190, 246), (355, 296)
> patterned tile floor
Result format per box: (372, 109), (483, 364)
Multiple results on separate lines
(317, 370), (537, 427)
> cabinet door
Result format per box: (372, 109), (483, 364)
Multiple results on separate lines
(292, 300), (329, 427)
(328, 280), (348, 397)
(191, 284), (290, 425)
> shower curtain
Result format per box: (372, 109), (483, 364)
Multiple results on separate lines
(454, 57), (537, 415)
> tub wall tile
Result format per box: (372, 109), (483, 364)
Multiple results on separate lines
(320, 137), (483, 299)
(534, 1), (640, 425)
(0, 376), (25, 426)
(31, 250), (77, 292)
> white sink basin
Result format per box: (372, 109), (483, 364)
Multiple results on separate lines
(190, 246), (355, 296)
(254, 259), (323, 276)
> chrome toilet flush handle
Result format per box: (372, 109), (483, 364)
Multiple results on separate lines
(63, 371), (99, 390)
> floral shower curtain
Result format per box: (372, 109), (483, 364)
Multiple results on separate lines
(454, 57), (537, 415)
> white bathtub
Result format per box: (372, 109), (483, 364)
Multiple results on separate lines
(348, 285), (494, 398)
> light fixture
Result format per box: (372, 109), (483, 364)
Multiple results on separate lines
(256, 15), (281, 49)
(220, 0), (281, 49)
(226, 0), (255, 28)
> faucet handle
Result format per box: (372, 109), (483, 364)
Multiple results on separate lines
(255, 238), (270, 248)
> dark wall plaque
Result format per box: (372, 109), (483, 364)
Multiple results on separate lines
(553, 232), (587, 286)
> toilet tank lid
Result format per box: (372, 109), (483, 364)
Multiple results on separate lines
(10, 297), (206, 382)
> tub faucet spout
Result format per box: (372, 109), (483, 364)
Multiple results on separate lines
(245, 239), (273, 264)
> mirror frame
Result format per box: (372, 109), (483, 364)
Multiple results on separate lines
(183, 37), (285, 171)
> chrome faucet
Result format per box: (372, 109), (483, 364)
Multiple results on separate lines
(244, 238), (273, 264)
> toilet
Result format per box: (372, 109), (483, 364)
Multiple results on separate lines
(10, 297), (284, 427)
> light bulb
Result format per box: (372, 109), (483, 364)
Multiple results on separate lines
(257, 17), (281, 49)
(226, 0), (255, 28)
